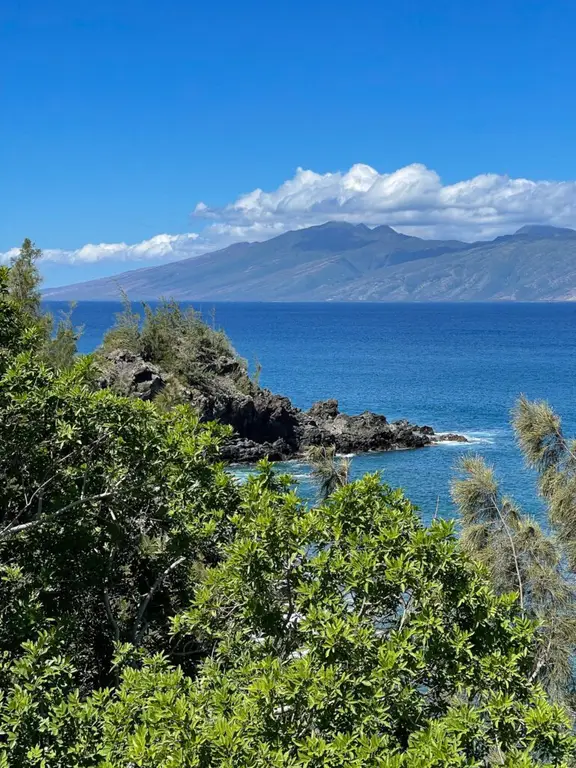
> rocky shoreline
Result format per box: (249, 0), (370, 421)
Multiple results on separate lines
(99, 350), (468, 463)
(219, 397), (468, 463)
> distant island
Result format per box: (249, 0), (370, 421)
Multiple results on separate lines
(43, 221), (576, 302)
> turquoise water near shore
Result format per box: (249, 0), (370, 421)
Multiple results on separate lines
(45, 301), (576, 524)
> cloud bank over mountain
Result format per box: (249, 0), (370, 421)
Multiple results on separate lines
(194, 163), (576, 242)
(4, 163), (576, 268)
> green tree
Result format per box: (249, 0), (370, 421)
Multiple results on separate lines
(452, 396), (576, 704)
(514, 395), (576, 569)
(1, 466), (572, 767)
(0, 343), (238, 687)
(5, 239), (81, 369)
(0, 266), (39, 370)
(306, 444), (351, 500)
(165, 466), (574, 766)
(8, 239), (43, 319)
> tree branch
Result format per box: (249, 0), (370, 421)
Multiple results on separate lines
(398, 591), (414, 632)
(103, 588), (120, 643)
(556, 427), (576, 466)
(490, 494), (525, 612)
(133, 556), (186, 645)
(0, 492), (114, 539)
(0, 434), (111, 536)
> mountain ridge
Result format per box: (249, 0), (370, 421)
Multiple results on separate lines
(43, 222), (576, 302)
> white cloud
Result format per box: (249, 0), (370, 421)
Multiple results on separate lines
(195, 163), (576, 242)
(4, 163), (576, 267)
(1, 233), (205, 266)
(0, 248), (20, 266)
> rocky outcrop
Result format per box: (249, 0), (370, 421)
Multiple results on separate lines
(197, 389), (302, 449)
(98, 351), (166, 401)
(300, 399), (434, 453)
(201, 395), (467, 462)
(434, 433), (469, 443)
(99, 351), (467, 462)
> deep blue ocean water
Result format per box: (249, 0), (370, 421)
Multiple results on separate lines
(45, 301), (576, 525)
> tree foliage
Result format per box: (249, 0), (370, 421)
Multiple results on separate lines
(169, 467), (573, 766)
(0, 254), (574, 765)
(101, 296), (251, 392)
(4, 239), (81, 371)
(306, 444), (351, 500)
(453, 396), (576, 705)
(0, 266), (37, 369)
(8, 238), (43, 319)
(514, 396), (576, 569)
(1, 467), (573, 767)
(0, 285), (238, 688)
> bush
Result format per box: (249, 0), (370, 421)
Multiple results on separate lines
(166, 466), (575, 766)
(0, 348), (238, 687)
(101, 297), (251, 392)
(2, 467), (573, 767)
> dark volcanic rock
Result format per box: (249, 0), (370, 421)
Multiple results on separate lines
(301, 402), (435, 454)
(99, 350), (166, 401)
(307, 399), (340, 422)
(220, 437), (293, 463)
(433, 432), (469, 443)
(99, 351), (467, 462)
(190, 388), (303, 454)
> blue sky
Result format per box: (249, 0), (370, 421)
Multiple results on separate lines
(2, 0), (576, 286)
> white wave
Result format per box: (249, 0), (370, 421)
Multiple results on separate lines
(464, 430), (499, 444)
(435, 440), (470, 447)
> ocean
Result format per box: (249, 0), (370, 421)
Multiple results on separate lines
(45, 300), (576, 524)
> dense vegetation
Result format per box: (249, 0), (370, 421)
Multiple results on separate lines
(0, 240), (574, 766)
(453, 399), (576, 706)
(100, 294), (254, 397)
